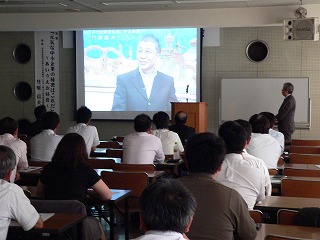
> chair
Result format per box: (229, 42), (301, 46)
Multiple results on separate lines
(87, 158), (115, 169)
(277, 209), (298, 225)
(264, 235), (310, 240)
(97, 141), (121, 149)
(100, 171), (149, 213)
(249, 209), (263, 223)
(289, 153), (320, 164)
(113, 163), (155, 173)
(268, 169), (278, 176)
(291, 139), (320, 146)
(106, 148), (123, 159)
(289, 146), (320, 154)
(283, 168), (320, 177)
(115, 136), (125, 142)
(28, 160), (49, 167)
(281, 178), (320, 198)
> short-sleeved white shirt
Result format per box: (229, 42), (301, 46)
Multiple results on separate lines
(151, 129), (184, 155)
(0, 180), (40, 239)
(246, 133), (282, 169)
(216, 153), (265, 210)
(0, 134), (28, 183)
(242, 149), (272, 196)
(122, 132), (165, 164)
(269, 128), (285, 153)
(131, 230), (186, 240)
(30, 129), (63, 162)
(66, 123), (100, 156)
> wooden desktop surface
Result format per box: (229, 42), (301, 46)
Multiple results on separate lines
(284, 163), (320, 170)
(255, 223), (320, 239)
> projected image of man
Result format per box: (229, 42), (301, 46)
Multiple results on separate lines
(112, 34), (178, 111)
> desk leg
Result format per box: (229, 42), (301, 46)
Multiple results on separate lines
(125, 198), (129, 240)
(109, 203), (115, 240)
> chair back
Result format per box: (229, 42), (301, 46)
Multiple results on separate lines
(97, 141), (121, 149)
(268, 169), (278, 176)
(28, 160), (49, 167)
(289, 146), (320, 154)
(115, 136), (125, 142)
(283, 168), (320, 178)
(100, 171), (148, 213)
(31, 199), (86, 214)
(113, 163), (155, 173)
(87, 158), (115, 169)
(291, 139), (320, 147)
(106, 148), (123, 159)
(282, 178), (320, 198)
(289, 153), (320, 164)
(277, 209), (298, 225)
(249, 209), (263, 223)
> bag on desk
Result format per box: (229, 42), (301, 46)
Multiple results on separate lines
(295, 207), (320, 227)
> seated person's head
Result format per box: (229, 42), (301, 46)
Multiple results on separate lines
(0, 145), (16, 180)
(34, 105), (47, 120)
(185, 132), (226, 175)
(153, 111), (170, 129)
(235, 119), (252, 142)
(76, 106), (92, 124)
(52, 133), (87, 168)
(259, 112), (277, 128)
(42, 112), (60, 131)
(134, 114), (152, 132)
(139, 178), (196, 234)
(218, 121), (246, 154)
(249, 114), (270, 134)
(0, 117), (18, 135)
(175, 111), (187, 125)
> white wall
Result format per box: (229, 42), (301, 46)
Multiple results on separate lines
(1, 5), (320, 30)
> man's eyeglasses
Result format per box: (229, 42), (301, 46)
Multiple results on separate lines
(137, 49), (158, 56)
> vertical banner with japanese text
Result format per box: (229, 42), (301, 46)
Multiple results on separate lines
(35, 31), (60, 113)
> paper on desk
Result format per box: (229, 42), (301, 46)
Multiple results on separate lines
(19, 166), (42, 172)
(9, 213), (54, 226)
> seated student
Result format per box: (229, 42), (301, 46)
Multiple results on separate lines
(30, 111), (63, 162)
(260, 111), (285, 153)
(235, 119), (272, 196)
(169, 111), (195, 146)
(123, 114), (165, 164)
(179, 132), (257, 240)
(152, 111), (184, 155)
(0, 145), (43, 239)
(132, 178), (196, 240)
(217, 121), (265, 210)
(247, 114), (282, 169)
(0, 117), (28, 183)
(27, 105), (47, 137)
(66, 106), (100, 156)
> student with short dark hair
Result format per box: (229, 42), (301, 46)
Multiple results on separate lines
(66, 106), (100, 156)
(0, 117), (28, 182)
(123, 114), (165, 164)
(217, 121), (265, 210)
(247, 114), (282, 169)
(179, 132), (257, 240)
(30, 111), (62, 162)
(132, 178), (196, 240)
(0, 145), (43, 239)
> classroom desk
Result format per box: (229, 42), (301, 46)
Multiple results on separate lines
(17, 166), (43, 186)
(255, 223), (320, 239)
(154, 159), (184, 177)
(95, 169), (165, 183)
(88, 156), (122, 164)
(91, 148), (108, 157)
(86, 189), (131, 240)
(284, 163), (320, 170)
(9, 213), (86, 239)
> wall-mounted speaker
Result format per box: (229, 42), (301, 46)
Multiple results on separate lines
(284, 17), (319, 41)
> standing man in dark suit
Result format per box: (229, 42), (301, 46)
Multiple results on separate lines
(276, 82), (296, 142)
(169, 111), (195, 146)
(112, 34), (178, 111)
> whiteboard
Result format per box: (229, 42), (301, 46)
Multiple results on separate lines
(220, 78), (310, 128)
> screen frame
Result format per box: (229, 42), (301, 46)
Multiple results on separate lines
(76, 28), (202, 120)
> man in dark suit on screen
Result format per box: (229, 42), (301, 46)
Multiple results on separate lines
(112, 34), (178, 111)
(276, 82), (296, 142)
